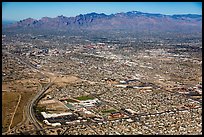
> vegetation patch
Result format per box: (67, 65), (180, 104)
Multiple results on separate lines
(101, 109), (116, 113)
(75, 95), (95, 101)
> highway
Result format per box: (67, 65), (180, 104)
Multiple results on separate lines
(3, 50), (55, 135)
(27, 79), (55, 135)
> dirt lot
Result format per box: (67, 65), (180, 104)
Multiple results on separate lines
(10, 91), (36, 129)
(38, 99), (69, 113)
(53, 75), (82, 87)
(2, 80), (39, 133)
(2, 91), (19, 133)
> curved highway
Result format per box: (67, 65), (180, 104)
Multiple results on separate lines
(27, 80), (55, 135)
(3, 50), (55, 135)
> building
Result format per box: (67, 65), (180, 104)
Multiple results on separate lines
(41, 112), (73, 119)
(115, 85), (127, 88)
(124, 108), (137, 115)
(108, 112), (124, 120)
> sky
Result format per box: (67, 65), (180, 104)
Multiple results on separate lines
(2, 2), (202, 21)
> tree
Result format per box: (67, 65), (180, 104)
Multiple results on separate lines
(57, 129), (61, 135)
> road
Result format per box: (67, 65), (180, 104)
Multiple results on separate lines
(27, 79), (55, 135)
(7, 93), (21, 133)
(3, 50), (55, 135)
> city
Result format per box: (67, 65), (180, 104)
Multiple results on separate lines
(2, 29), (202, 135)
(2, 2), (202, 135)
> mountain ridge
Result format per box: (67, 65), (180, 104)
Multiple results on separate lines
(4, 11), (202, 33)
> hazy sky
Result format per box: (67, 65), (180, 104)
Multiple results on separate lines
(2, 2), (202, 21)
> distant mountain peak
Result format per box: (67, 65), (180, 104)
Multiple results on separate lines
(84, 12), (107, 17)
(4, 11), (202, 33)
(57, 15), (66, 18)
(20, 18), (36, 22)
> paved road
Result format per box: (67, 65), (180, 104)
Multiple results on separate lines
(27, 80), (55, 135)
(3, 51), (54, 135)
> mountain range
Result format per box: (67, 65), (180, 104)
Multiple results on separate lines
(4, 11), (202, 33)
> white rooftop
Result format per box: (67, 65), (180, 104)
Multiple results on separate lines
(41, 112), (73, 119)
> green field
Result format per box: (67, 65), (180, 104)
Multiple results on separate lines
(75, 95), (95, 101)
(101, 109), (116, 113)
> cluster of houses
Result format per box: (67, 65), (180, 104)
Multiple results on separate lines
(111, 78), (153, 90)
(175, 83), (202, 96)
